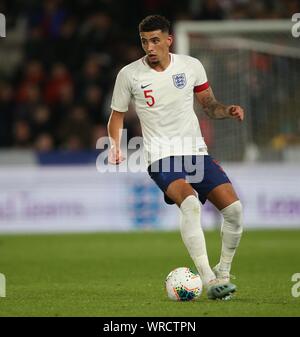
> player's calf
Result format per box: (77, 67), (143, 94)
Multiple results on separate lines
(219, 200), (243, 274)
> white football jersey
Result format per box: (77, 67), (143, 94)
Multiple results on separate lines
(111, 53), (209, 165)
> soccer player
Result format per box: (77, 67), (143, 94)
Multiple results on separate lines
(107, 15), (244, 300)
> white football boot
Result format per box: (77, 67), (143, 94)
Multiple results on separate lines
(206, 264), (236, 300)
(206, 277), (236, 300)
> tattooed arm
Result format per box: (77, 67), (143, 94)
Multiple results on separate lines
(195, 87), (244, 121)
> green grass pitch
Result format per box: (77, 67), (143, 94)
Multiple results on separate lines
(0, 229), (299, 316)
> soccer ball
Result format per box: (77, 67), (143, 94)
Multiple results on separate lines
(165, 267), (203, 301)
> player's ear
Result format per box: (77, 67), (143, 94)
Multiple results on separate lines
(167, 35), (173, 47)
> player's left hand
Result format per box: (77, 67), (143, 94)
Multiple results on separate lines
(227, 105), (244, 121)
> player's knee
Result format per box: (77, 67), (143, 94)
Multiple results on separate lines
(180, 195), (200, 215)
(180, 195), (201, 231)
(221, 200), (243, 232)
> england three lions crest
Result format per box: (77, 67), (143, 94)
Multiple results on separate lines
(172, 73), (186, 89)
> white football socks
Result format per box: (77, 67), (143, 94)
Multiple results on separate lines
(180, 195), (216, 286)
(219, 200), (243, 273)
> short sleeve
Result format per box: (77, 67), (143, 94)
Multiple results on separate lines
(111, 68), (132, 112)
(190, 58), (210, 93)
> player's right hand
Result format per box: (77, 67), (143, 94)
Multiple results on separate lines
(108, 146), (125, 165)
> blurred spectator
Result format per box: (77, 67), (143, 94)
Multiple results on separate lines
(0, 0), (298, 153)
(15, 61), (45, 102)
(27, 0), (68, 39)
(15, 85), (42, 122)
(53, 16), (83, 71)
(24, 27), (52, 65)
(77, 56), (107, 94)
(13, 120), (32, 148)
(34, 133), (55, 152)
(84, 85), (105, 124)
(80, 11), (116, 58)
(31, 105), (55, 140)
(59, 106), (93, 150)
(44, 63), (73, 104)
(53, 83), (75, 127)
(193, 0), (225, 20)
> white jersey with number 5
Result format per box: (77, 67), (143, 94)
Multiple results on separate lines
(111, 53), (210, 165)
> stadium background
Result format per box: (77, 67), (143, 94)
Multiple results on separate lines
(0, 0), (299, 232)
(0, 0), (300, 317)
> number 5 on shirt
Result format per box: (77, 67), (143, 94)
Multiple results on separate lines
(144, 90), (155, 107)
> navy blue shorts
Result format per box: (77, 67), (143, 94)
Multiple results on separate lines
(147, 155), (231, 205)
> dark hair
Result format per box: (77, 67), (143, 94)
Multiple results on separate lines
(139, 15), (171, 34)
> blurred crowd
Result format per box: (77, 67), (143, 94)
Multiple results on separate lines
(0, 0), (299, 151)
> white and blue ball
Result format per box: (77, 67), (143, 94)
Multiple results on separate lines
(165, 267), (203, 301)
